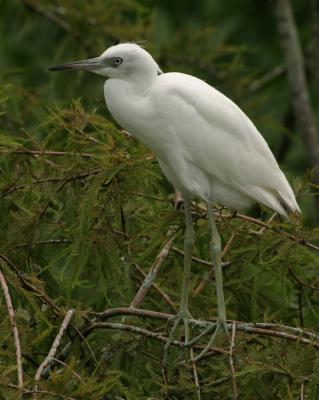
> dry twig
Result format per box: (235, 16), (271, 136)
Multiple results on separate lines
(35, 309), (75, 383)
(190, 347), (202, 400)
(229, 322), (238, 400)
(130, 234), (176, 308)
(0, 268), (23, 389)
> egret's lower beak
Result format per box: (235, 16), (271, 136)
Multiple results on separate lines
(48, 56), (104, 72)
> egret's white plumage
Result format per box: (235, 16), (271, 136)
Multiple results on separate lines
(100, 43), (300, 217)
(49, 42), (301, 362)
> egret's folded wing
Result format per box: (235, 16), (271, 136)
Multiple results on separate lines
(155, 73), (300, 214)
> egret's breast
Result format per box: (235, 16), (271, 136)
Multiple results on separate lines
(104, 79), (175, 162)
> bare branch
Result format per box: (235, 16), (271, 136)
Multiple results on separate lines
(86, 307), (319, 350)
(130, 234), (176, 308)
(0, 268), (23, 389)
(132, 264), (176, 312)
(190, 347), (202, 400)
(35, 309), (75, 382)
(229, 322), (238, 400)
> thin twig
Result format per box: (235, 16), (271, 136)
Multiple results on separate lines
(8, 383), (76, 400)
(133, 264), (176, 312)
(0, 148), (93, 158)
(2, 168), (102, 197)
(249, 65), (285, 92)
(190, 347), (202, 400)
(35, 309), (75, 382)
(51, 357), (84, 382)
(130, 234), (176, 308)
(288, 267), (319, 292)
(194, 203), (319, 252)
(0, 268), (23, 389)
(229, 322), (238, 400)
(20, 0), (81, 43)
(16, 239), (72, 248)
(172, 246), (231, 268)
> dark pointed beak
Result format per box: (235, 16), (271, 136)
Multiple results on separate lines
(48, 56), (104, 72)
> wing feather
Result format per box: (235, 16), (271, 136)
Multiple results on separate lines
(154, 73), (300, 215)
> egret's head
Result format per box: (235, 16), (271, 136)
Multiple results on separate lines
(49, 43), (162, 79)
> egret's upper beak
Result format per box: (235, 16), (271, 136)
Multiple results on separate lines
(48, 56), (104, 72)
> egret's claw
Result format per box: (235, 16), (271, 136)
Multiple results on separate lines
(162, 310), (192, 367)
(191, 318), (229, 362)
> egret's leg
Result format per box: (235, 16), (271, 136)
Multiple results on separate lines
(207, 202), (227, 331)
(163, 194), (194, 366)
(190, 203), (228, 362)
(179, 194), (194, 326)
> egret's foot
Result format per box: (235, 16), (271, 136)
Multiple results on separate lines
(187, 318), (229, 363)
(162, 310), (193, 367)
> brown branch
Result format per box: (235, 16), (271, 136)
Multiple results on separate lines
(35, 309), (75, 382)
(91, 306), (172, 321)
(130, 234), (175, 309)
(229, 322), (238, 400)
(0, 268), (23, 389)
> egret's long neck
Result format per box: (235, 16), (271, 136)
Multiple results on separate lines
(123, 68), (158, 96)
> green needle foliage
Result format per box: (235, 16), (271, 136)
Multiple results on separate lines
(1, 1), (319, 399)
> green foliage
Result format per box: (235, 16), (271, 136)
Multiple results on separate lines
(0, 1), (319, 399)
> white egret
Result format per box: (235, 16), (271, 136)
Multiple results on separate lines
(49, 43), (300, 363)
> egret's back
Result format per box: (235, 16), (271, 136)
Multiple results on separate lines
(149, 72), (300, 217)
(102, 45), (300, 217)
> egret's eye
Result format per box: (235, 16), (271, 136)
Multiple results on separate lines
(113, 57), (123, 67)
